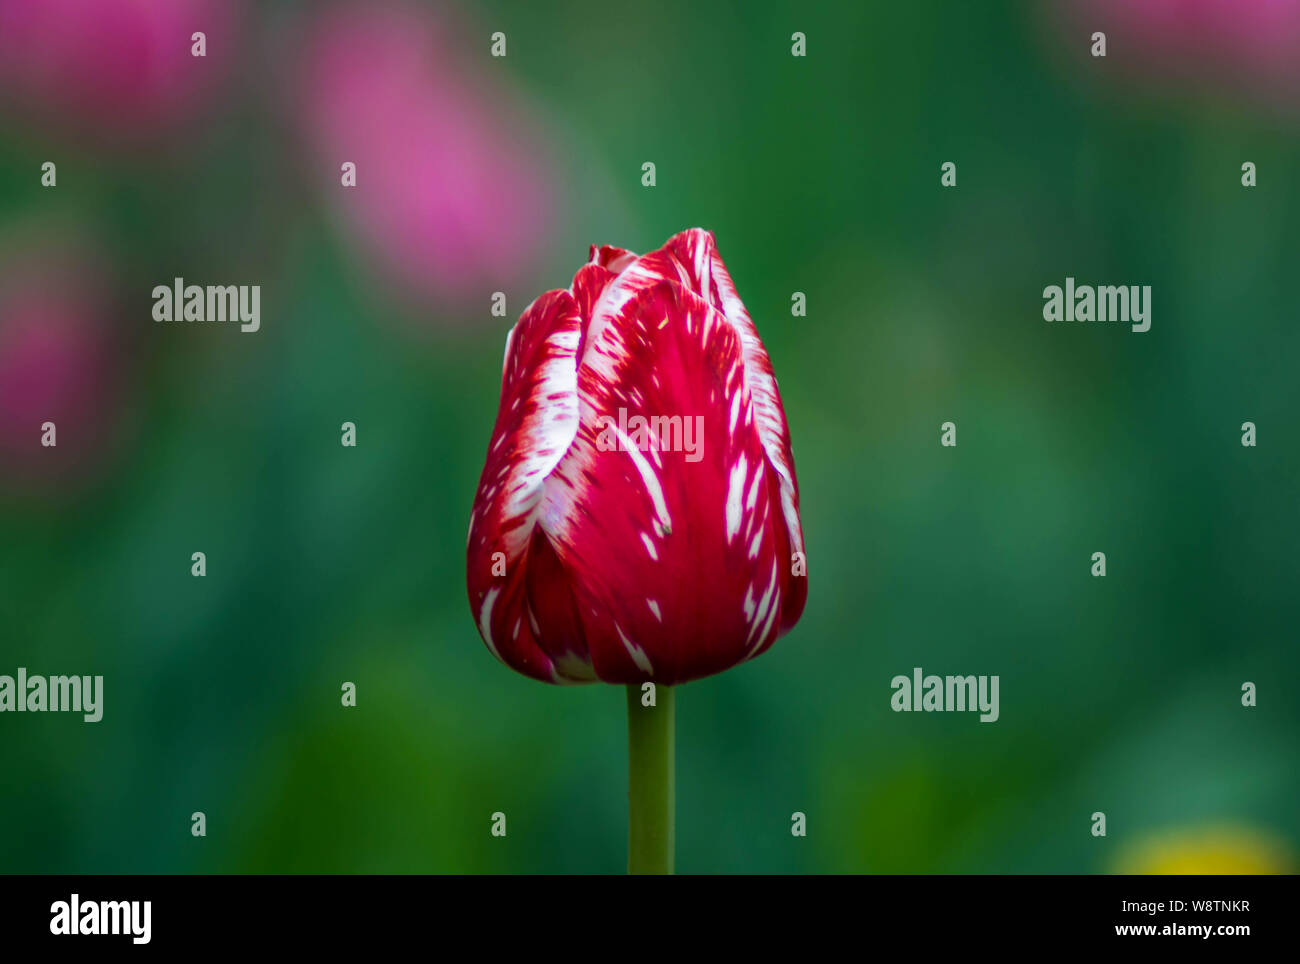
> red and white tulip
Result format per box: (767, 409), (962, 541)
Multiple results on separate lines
(467, 229), (806, 686)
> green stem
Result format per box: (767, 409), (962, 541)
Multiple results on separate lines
(626, 684), (675, 874)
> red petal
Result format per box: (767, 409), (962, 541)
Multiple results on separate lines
(588, 244), (637, 273)
(696, 233), (806, 631)
(662, 232), (802, 546)
(538, 279), (801, 683)
(569, 262), (618, 360)
(583, 229), (806, 633)
(467, 289), (590, 682)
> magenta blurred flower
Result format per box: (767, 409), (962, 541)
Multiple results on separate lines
(294, 2), (557, 311)
(1061, 0), (1300, 103)
(0, 245), (119, 485)
(0, 0), (238, 137)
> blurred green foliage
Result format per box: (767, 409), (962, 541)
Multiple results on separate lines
(0, 0), (1296, 873)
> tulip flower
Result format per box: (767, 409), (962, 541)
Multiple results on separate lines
(466, 228), (806, 872)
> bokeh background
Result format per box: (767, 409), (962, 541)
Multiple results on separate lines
(1, 0), (1297, 874)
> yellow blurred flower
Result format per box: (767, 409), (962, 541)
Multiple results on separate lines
(1115, 826), (1291, 875)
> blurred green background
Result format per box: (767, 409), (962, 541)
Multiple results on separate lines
(1, 0), (1297, 873)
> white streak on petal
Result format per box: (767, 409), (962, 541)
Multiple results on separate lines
(747, 583), (782, 659)
(554, 652), (597, 682)
(478, 587), (503, 661)
(745, 463), (763, 511)
(616, 624), (655, 675)
(607, 419), (672, 533)
(745, 559), (778, 650)
(501, 324), (517, 378)
(725, 455), (748, 543)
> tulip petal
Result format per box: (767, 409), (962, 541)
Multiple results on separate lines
(588, 244), (637, 273)
(697, 237), (806, 632)
(467, 289), (590, 682)
(663, 230), (805, 576)
(569, 262), (618, 353)
(536, 279), (801, 683)
(582, 229), (807, 634)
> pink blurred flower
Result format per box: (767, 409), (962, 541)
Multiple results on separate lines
(294, 1), (558, 312)
(0, 0), (238, 138)
(1061, 0), (1300, 105)
(0, 244), (119, 486)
